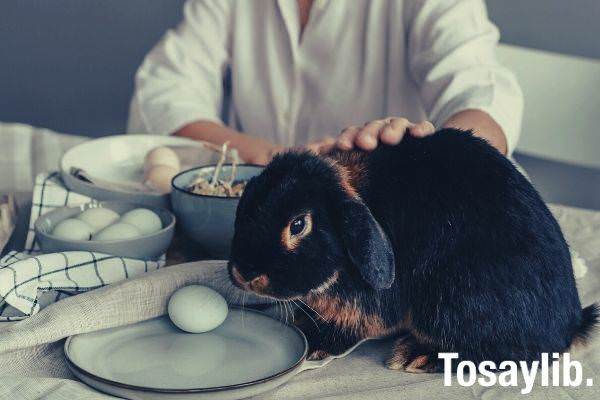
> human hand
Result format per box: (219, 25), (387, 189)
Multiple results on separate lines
(175, 121), (284, 165)
(337, 118), (435, 151)
(304, 136), (337, 155)
(236, 135), (284, 165)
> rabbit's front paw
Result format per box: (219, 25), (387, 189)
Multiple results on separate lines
(307, 349), (331, 361)
(386, 333), (442, 373)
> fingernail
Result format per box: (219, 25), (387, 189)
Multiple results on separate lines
(337, 140), (352, 150)
(411, 127), (423, 137)
(364, 136), (376, 146)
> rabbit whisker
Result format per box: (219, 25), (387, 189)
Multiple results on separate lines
(277, 300), (286, 326)
(241, 291), (247, 329)
(291, 299), (320, 332)
(276, 300), (282, 323)
(289, 300), (296, 322)
(285, 300), (295, 323)
(283, 300), (290, 326)
(297, 299), (328, 323)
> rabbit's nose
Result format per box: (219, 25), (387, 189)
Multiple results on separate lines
(230, 266), (269, 293)
(248, 275), (270, 292)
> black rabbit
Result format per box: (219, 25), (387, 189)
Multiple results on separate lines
(228, 128), (597, 372)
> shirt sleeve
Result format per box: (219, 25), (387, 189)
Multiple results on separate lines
(127, 0), (231, 135)
(406, 0), (524, 154)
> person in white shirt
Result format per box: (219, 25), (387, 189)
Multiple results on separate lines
(128, 0), (523, 164)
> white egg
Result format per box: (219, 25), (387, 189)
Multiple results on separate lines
(144, 165), (178, 194)
(144, 146), (180, 173)
(92, 222), (142, 241)
(120, 208), (162, 235)
(168, 285), (229, 333)
(52, 218), (94, 241)
(77, 207), (120, 233)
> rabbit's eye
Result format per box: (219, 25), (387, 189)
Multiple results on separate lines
(281, 213), (313, 251)
(290, 216), (306, 236)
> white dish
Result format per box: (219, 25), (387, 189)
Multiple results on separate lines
(60, 135), (220, 208)
(65, 308), (308, 399)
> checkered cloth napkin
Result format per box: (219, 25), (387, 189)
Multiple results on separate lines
(0, 172), (165, 321)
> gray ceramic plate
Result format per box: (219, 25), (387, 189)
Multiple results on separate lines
(65, 308), (312, 400)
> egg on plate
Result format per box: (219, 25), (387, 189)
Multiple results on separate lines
(168, 285), (229, 334)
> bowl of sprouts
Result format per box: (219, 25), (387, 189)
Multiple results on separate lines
(170, 142), (264, 258)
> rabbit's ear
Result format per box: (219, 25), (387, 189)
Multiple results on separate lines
(338, 199), (395, 290)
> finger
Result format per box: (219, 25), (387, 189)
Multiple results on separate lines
(304, 141), (321, 154)
(379, 117), (411, 145)
(389, 117), (412, 131)
(336, 126), (360, 150)
(409, 121), (435, 137)
(379, 124), (405, 145)
(306, 137), (334, 154)
(355, 120), (386, 150)
(305, 136), (335, 154)
(316, 136), (336, 154)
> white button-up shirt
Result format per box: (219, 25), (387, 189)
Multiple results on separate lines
(128, 0), (523, 153)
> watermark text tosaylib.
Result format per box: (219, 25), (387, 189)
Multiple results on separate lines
(439, 352), (593, 395)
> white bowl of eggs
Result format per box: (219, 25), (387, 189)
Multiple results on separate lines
(34, 202), (175, 260)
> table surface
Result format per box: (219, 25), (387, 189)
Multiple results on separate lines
(0, 203), (599, 400)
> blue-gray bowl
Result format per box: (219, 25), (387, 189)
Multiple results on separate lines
(170, 164), (264, 259)
(34, 202), (175, 260)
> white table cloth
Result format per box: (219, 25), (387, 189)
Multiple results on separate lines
(0, 123), (598, 399)
(0, 205), (598, 399)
